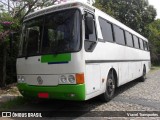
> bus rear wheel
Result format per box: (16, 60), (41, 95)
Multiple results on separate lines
(100, 70), (116, 102)
(140, 66), (146, 82)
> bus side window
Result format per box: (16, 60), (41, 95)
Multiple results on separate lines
(138, 38), (141, 49)
(125, 31), (133, 47)
(146, 42), (150, 51)
(133, 35), (139, 49)
(113, 25), (125, 45)
(143, 41), (147, 51)
(139, 39), (144, 50)
(99, 17), (114, 42)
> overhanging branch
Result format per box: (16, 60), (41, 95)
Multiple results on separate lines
(0, 1), (13, 9)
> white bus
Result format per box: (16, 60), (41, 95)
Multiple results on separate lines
(17, 1), (150, 101)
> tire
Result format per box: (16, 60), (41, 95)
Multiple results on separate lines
(100, 70), (116, 102)
(140, 66), (146, 82)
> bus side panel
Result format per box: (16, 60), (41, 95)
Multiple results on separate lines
(100, 63), (119, 91)
(118, 62), (142, 86)
(85, 63), (119, 100)
(146, 61), (151, 73)
(118, 62), (129, 85)
(85, 64), (101, 95)
(128, 62), (139, 82)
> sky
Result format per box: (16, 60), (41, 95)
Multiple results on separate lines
(148, 0), (160, 19)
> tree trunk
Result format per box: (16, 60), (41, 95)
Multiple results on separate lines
(0, 44), (7, 88)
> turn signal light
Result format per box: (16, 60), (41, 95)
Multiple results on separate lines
(76, 73), (84, 84)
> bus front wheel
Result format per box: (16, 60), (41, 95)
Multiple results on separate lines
(100, 70), (116, 102)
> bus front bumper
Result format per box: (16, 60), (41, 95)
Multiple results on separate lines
(17, 83), (85, 101)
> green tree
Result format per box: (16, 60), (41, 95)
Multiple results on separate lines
(94, 0), (156, 36)
(94, 0), (115, 16)
(1, 0), (56, 22)
(0, 12), (20, 87)
(0, 0), (57, 87)
(147, 19), (160, 64)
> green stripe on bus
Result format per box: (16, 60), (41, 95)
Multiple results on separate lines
(17, 83), (85, 101)
(41, 53), (71, 63)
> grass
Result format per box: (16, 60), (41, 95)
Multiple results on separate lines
(150, 66), (160, 72)
(0, 96), (27, 111)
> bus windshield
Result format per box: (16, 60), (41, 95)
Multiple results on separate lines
(19, 9), (81, 57)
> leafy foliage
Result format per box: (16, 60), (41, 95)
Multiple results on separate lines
(147, 19), (160, 64)
(94, 0), (156, 36)
(0, 0), (57, 87)
(0, 12), (20, 87)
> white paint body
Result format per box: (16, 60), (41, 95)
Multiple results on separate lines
(84, 6), (150, 100)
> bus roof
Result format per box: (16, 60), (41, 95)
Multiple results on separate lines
(24, 1), (94, 22)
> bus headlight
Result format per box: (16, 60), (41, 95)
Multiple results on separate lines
(17, 76), (21, 83)
(17, 76), (25, 83)
(68, 75), (75, 83)
(21, 76), (25, 83)
(60, 75), (67, 83)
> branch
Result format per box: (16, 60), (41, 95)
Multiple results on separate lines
(0, 30), (11, 42)
(13, 3), (28, 18)
(0, 1), (13, 9)
(20, 0), (39, 22)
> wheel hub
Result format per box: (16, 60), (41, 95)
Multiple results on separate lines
(107, 79), (115, 93)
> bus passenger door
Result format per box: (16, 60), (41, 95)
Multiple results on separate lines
(85, 64), (101, 94)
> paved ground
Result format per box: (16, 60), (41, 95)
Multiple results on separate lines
(0, 68), (160, 119)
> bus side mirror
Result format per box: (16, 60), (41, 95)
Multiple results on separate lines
(85, 16), (93, 35)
